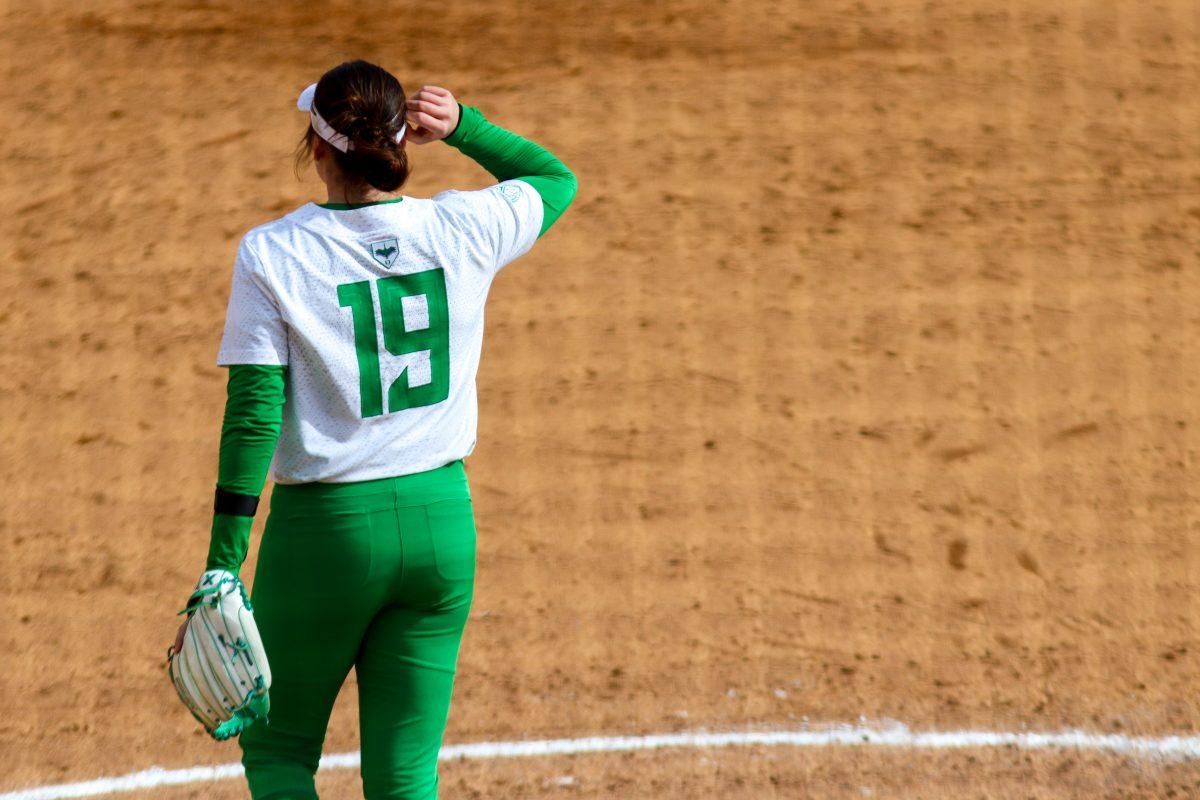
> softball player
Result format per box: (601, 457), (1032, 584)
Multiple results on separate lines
(182, 59), (576, 799)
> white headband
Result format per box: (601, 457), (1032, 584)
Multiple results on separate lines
(296, 82), (406, 153)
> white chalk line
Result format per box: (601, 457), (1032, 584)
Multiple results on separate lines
(4, 721), (1200, 800)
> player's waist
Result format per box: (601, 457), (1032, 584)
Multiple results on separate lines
(270, 459), (470, 511)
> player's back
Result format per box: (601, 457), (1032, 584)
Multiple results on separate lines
(217, 181), (544, 484)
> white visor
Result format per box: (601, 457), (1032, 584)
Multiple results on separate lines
(297, 82), (406, 153)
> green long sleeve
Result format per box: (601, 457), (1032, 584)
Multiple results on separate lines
(205, 364), (287, 572)
(444, 104), (578, 236)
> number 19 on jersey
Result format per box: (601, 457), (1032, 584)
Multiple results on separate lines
(337, 268), (450, 418)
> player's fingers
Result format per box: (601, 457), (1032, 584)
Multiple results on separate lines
(406, 97), (449, 119)
(406, 99), (444, 116)
(411, 91), (452, 111)
(411, 87), (441, 102)
(406, 110), (442, 130)
(420, 85), (452, 98)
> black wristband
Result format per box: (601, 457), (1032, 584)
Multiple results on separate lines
(214, 487), (259, 517)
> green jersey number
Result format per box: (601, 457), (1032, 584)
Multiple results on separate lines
(337, 268), (450, 418)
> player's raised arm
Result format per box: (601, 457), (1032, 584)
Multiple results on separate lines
(406, 85), (578, 236)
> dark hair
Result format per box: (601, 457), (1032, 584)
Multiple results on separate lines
(295, 60), (410, 192)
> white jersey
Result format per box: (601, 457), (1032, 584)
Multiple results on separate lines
(217, 180), (543, 484)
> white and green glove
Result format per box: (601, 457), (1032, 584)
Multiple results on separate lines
(167, 570), (271, 740)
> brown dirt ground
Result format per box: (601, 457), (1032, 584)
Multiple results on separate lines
(2, 0), (1200, 797)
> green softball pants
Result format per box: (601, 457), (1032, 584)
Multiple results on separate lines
(239, 460), (476, 800)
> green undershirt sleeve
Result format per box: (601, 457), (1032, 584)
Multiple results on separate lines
(205, 364), (287, 573)
(444, 104), (578, 236)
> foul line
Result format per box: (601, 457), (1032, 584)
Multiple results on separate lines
(5, 722), (1200, 799)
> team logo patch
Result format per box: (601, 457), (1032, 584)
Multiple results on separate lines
(367, 238), (399, 269)
(498, 184), (522, 204)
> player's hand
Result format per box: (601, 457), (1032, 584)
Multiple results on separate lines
(171, 618), (188, 656)
(405, 86), (461, 145)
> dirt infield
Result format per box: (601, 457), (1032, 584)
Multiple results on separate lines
(2, 0), (1199, 796)
(113, 747), (1200, 800)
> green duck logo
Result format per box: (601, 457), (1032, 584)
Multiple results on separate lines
(367, 237), (400, 269)
(499, 184), (522, 204)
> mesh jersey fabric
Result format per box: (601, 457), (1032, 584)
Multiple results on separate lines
(216, 182), (544, 483)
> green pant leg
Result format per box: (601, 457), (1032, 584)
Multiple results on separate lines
(357, 498), (476, 800)
(240, 499), (392, 799)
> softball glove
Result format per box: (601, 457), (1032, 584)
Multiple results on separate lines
(167, 569), (271, 740)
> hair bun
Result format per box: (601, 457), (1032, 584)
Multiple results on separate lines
(307, 60), (411, 192)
